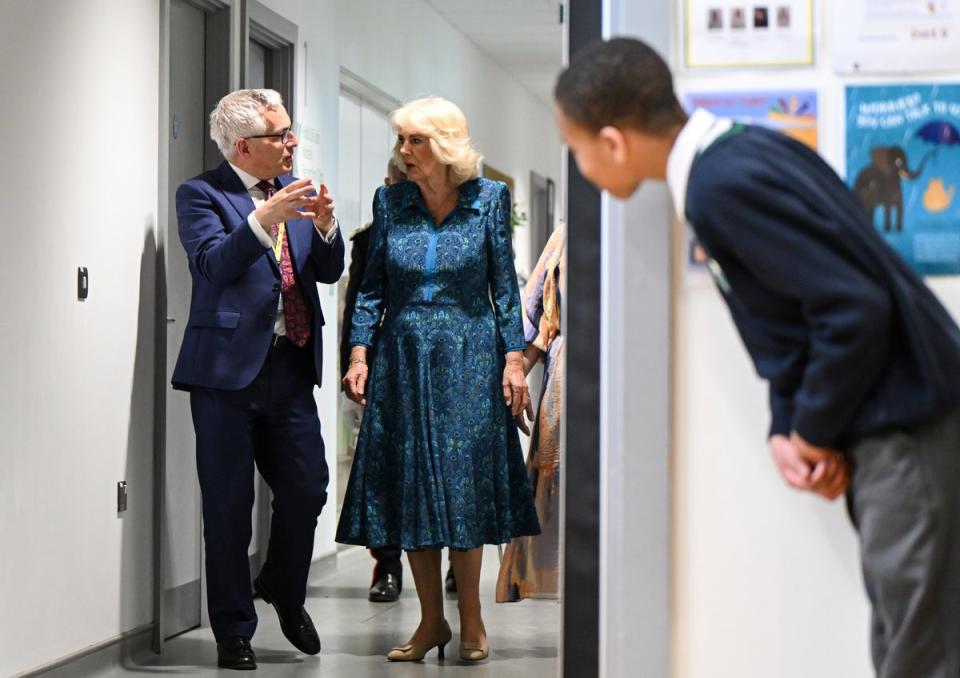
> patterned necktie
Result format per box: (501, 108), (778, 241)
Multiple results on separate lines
(256, 180), (311, 347)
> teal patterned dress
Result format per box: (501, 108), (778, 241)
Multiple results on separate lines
(336, 178), (541, 551)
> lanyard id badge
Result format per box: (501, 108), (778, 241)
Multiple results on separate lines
(272, 222), (286, 262)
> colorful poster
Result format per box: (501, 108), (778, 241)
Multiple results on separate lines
(683, 90), (819, 268)
(833, 1), (960, 74)
(684, 90), (819, 148)
(847, 84), (960, 275)
(683, 0), (814, 68)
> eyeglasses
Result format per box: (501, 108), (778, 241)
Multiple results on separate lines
(246, 127), (296, 144)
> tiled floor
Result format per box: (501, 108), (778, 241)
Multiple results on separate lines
(104, 546), (559, 677)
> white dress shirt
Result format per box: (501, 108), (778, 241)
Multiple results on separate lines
(228, 162), (339, 336)
(665, 108), (736, 293)
(665, 108), (733, 224)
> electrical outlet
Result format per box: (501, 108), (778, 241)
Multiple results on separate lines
(117, 481), (128, 513)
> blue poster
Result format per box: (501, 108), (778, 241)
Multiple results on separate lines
(847, 85), (960, 276)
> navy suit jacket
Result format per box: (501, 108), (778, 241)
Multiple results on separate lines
(172, 161), (345, 391)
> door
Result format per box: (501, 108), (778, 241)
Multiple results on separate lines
(529, 171), (552, 271)
(335, 89), (395, 524)
(159, 0), (234, 646)
(243, 0), (296, 107)
(248, 39), (267, 88)
(163, 0), (205, 641)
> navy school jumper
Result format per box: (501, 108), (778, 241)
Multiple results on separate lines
(685, 125), (960, 448)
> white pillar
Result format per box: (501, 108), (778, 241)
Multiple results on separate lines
(599, 2), (674, 677)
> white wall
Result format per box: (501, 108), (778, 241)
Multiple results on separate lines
(671, 4), (960, 677)
(0, 0), (159, 674)
(600, 3), (673, 677)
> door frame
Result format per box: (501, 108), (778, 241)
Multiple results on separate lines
(528, 170), (552, 272)
(562, 1), (674, 676)
(562, 1), (602, 675)
(242, 0), (297, 105)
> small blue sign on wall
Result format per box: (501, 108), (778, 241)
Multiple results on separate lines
(847, 84), (960, 276)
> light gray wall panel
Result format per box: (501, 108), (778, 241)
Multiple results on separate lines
(600, 1), (673, 677)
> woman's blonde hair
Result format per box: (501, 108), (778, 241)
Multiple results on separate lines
(390, 96), (482, 185)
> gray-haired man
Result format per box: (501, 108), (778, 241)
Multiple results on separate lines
(172, 89), (344, 670)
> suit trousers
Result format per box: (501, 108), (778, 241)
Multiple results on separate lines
(190, 338), (329, 641)
(846, 406), (960, 678)
(370, 545), (403, 580)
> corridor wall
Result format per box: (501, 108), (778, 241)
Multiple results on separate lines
(0, 1), (160, 675)
(671, 5), (960, 678)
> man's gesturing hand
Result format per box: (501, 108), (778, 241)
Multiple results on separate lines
(309, 183), (336, 233)
(253, 178), (317, 229)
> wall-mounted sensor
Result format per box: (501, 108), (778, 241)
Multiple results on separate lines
(78, 267), (88, 301)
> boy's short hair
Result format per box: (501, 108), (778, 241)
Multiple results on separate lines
(554, 37), (685, 134)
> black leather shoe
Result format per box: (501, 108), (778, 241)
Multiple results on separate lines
(445, 566), (457, 594)
(253, 576), (321, 655)
(217, 636), (257, 670)
(368, 573), (401, 602)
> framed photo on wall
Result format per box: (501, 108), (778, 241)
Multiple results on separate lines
(683, 0), (815, 68)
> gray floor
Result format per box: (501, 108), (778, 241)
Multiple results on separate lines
(107, 546), (559, 677)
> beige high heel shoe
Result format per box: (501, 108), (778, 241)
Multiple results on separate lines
(459, 635), (489, 661)
(387, 620), (453, 662)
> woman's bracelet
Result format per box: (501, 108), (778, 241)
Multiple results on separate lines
(349, 357), (367, 366)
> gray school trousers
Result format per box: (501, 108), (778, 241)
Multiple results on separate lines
(846, 406), (960, 678)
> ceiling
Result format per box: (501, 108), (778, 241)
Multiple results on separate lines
(424, 0), (564, 108)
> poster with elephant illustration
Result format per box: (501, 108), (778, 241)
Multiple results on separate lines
(847, 84), (960, 276)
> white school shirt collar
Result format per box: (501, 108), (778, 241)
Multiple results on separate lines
(665, 108), (734, 224)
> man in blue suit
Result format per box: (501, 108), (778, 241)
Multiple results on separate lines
(172, 89), (344, 670)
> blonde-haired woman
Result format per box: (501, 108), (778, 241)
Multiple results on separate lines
(337, 96), (540, 662)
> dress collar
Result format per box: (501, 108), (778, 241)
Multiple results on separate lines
(665, 108), (733, 223)
(399, 178), (483, 213)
